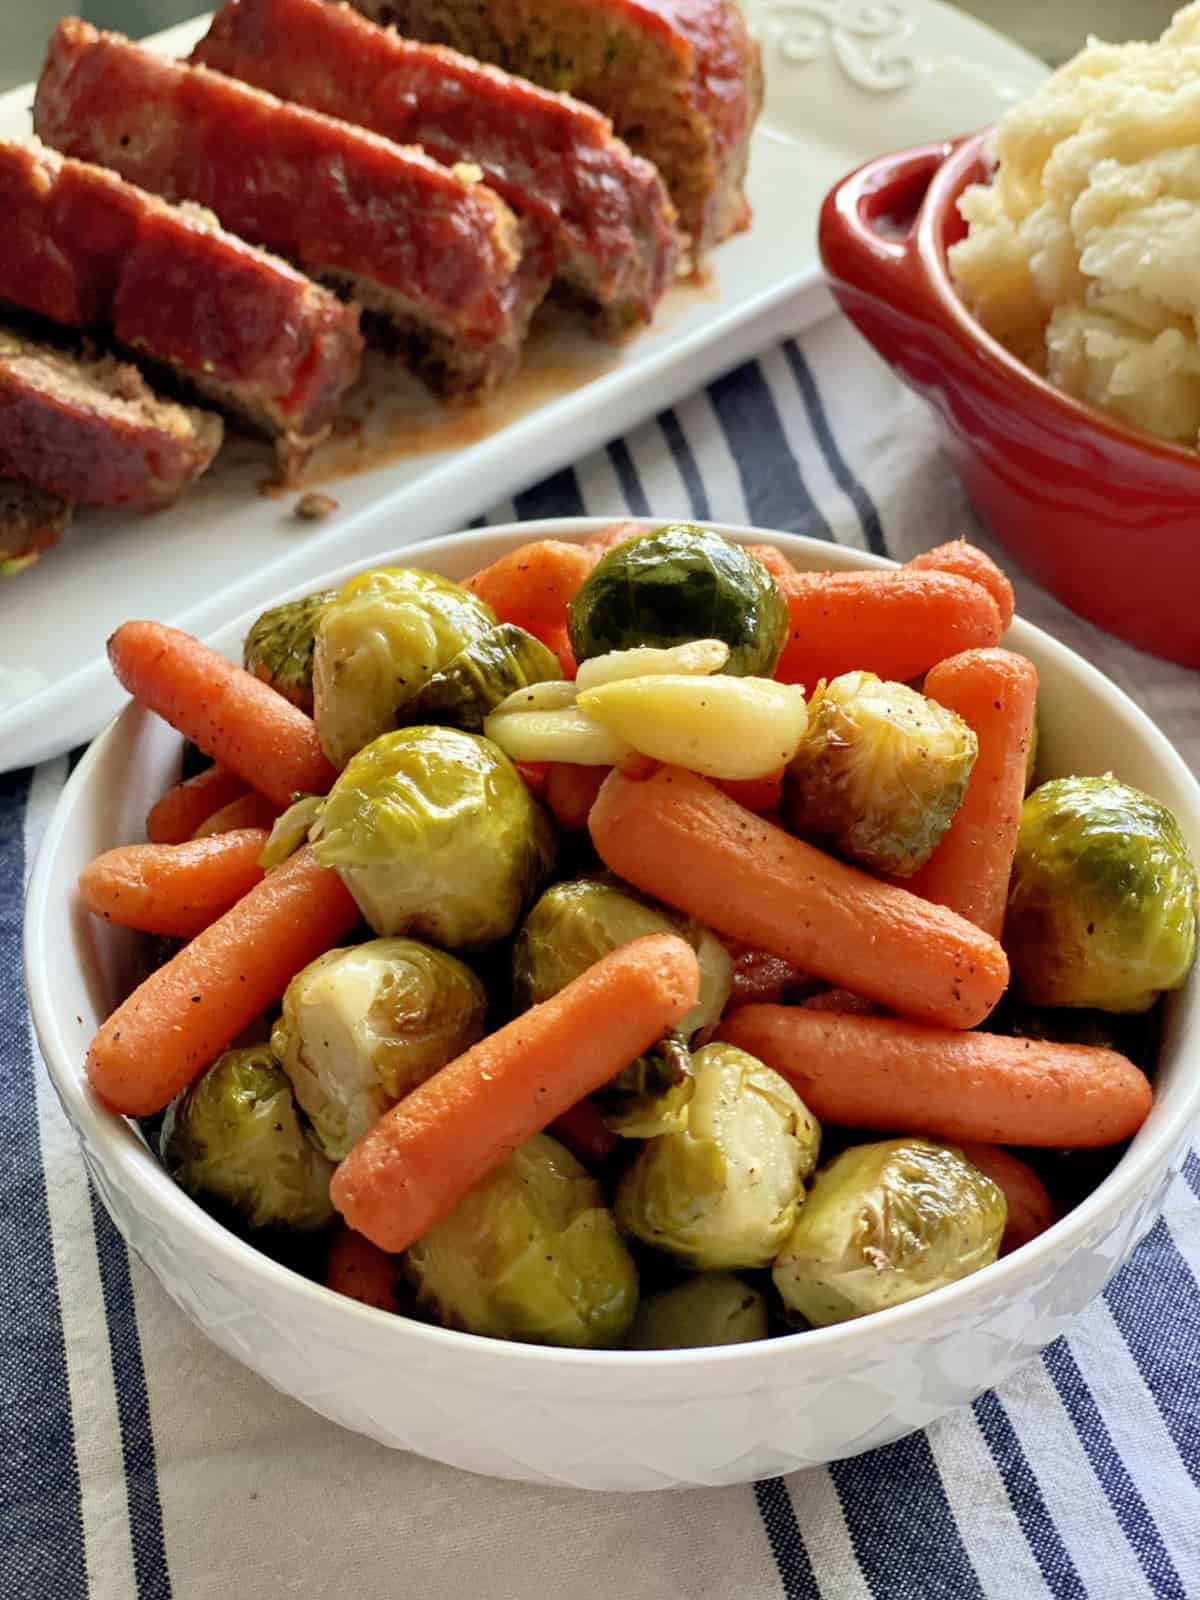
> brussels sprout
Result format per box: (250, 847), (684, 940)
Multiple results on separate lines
(772, 1138), (1005, 1326)
(403, 623), (561, 733)
(615, 1043), (820, 1270)
(243, 589), (337, 713)
(568, 525), (788, 678)
(258, 794), (326, 872)
(783, 671), (978, 876)
(598, 1037), (694, 1139)
(313, 727), (555, 948)
(626, 1273), (769, 1349)
(1004, 775), (1198, 1012)
(312, 566), (496, 768)
(405, 1133), (638, 1346)
(271, 938), (488, 1159)
(159, 1046), (335, 1233)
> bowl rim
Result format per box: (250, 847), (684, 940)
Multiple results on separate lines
(912, 128), (1200, 475)
(24, 516), (1200, 1372)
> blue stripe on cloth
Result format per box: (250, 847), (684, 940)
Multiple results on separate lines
(1103, 1216), (1200, 1490)
(606, 439), (650, 517)
(707, 361), (832, 539)
(657, 408), (711, 521)
(514, 467), (586, 522)
(1183, 1149), (1200, 1202)
(1042, 1337), (1187, 1599)
(782, 341), (889, 557)
(829, 1431), (985, 1600)
(89, 1188), (172, 1600)
(0, 767), (87, 1600)
(753, 1479), (821, 1600)
(971, 1390), (1088, 1600)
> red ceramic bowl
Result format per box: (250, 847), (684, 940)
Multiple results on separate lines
(818, 131), (1200, 670)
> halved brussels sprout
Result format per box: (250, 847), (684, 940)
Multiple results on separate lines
(312, 566), (496, 768)
(403, 623), (561, 733)
(615, 1043), (820, 1270)
(313, 727), (555, 949)
(271, 938), (488, 1159)
(1004, 775), (1198, 1012)
(772, 1138), (1005, 1326)
(404, 1133), (639, 1347)
(626, 1273), (769, 1349)
(597, 1038), (694, 1139)
(258, 794), (326, 872)
(159, 1046), (335, 1233)
(568, 525), (788, 678)
(243, 589), (337, 714)
(784, 671), (978, 876)
(577, 674), (808, 781)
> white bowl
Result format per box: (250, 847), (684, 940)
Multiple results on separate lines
(24, 520), (1200, 1491)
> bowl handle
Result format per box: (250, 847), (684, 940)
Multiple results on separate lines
(818, 142), (958, 359)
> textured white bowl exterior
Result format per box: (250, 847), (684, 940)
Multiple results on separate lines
(25, 522), (1200, 1491)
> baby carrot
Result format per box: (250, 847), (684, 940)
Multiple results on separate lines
(589, 765), (1009, 1029)
(78, 828), (269, 938)
(717, 1006), (1152, 1148)
(514, 760), (550, 798)
(772, 569), (1002, 687)
(192, 790), (283, 839)
(717, 769), (784, 813)
(463, 539), (595, 635)
(585, 520), (645, 557)
(108, 620), (337, 809)
(145, 762), (249, 844)
(325, 1227), (403, 1315)
(86, 845), (360, 1117)
(748, 544), (796, 583)
(954, 1142), (1055, 1254)
(907, 540), (1015, 632)
(544, 762), (609, 831)
(550, 1097), (620, 1167)
(331, 934), (700, 1253)
(904, 649), (1038, 937)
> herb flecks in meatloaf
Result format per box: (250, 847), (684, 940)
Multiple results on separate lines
(193, 0), (681, 333)
(349, 0), (763, 259)
(33, 18), (550, 395)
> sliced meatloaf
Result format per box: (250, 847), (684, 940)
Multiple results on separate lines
(0, 328), (222, 511)
(193, 0), (681, 333)
(0, 479), (73, 575)
(350, 0), (763, 257)
(0, 138), (362, 469)
(34, 19), (551, 393)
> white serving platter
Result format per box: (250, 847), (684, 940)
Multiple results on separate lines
(0, 2), (1045, 771)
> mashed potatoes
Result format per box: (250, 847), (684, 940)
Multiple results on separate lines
(950, 4), (1200, 446)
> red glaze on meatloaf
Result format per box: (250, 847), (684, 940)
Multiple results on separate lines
(0, 138), (362, 466)
(0, 327), (223, 511)
(353, 0), (763, 256)
(34, 19), (551, 393)
(193, 0), (681, 333)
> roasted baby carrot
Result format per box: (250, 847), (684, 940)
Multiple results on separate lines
(192, 789), (282, 839)
(717, 768), (784, 813)
(585, 520), (645, 557)
(331, 934), (700, 1253)
(145, 762), (249, 844)
(108, 620), (337, 809)
(463, 539), (595, 635)
(544, 762), (609, 831)
(78, 828), (269, 938)
(954, 1142), (1055, 1254)
(907, 540), (1015, 632)
(904, 649), (1038, 938)
(772, 569), (1002, 687)
(86, 845), (359, 1117)
(588, 765), (1009, 1029)
(550, 1097), (620, 1167)
(748, 544), (796, 583)
(717, 1006), (1152, 1148)
(325, 1227), (403, 1315)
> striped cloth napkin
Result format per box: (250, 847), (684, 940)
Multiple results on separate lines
(4, 313), (1198, 1600)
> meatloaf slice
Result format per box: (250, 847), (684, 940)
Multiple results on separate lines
(352, 0), (763, 258)
(0, 138), (362, 471)
(192, 0), (681, 333)
(0, 480), (73, 575)
(0, 328), (222, 511)
(34, 18), (551, 393)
